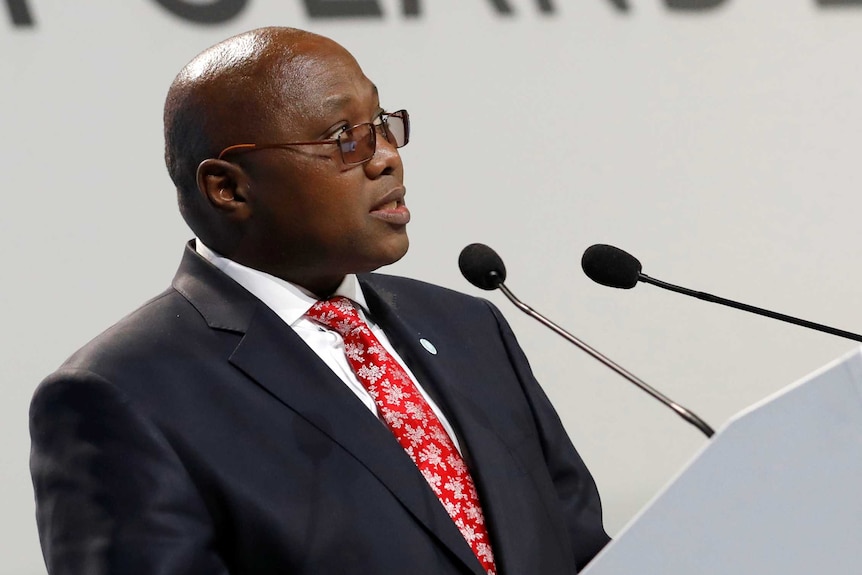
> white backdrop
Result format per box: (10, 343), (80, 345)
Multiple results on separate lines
(4, 1), (862, 572)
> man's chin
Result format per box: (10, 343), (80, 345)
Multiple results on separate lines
(360, 238), (410, 273)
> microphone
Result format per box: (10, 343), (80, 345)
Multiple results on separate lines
(458, 241), (507, 290)
(459, 243), (715, 439)
(582, 244), (862, 343)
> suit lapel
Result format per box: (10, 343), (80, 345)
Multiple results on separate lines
(361, 276), (532, 575)
(172, 245), (485, 575)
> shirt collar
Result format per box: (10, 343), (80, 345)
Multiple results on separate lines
(195, 239), (370, 327)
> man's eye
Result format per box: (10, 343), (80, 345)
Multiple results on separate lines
(330, 125), (350, 140)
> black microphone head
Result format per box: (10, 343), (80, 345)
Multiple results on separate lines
(459, 243), (507, 290)
(581, 244), (642, 289)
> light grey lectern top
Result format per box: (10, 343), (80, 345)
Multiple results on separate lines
(582, 346), (862, 575)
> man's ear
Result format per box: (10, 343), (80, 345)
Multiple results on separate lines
(196, 159), (250, 215)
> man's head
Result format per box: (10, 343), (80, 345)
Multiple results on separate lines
(164, 27), (410, 296)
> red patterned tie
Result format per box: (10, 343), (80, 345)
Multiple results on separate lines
(307, 297), (497, 575)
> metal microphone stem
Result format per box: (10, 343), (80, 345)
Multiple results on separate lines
(638, 273), (862, 343)
(496, 278), (715, 439)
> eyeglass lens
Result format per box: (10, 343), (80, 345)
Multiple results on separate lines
(338, 111), (409, 165)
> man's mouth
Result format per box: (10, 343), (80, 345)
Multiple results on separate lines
(376, 200), (400, 211)
(370, 188), (410, 225)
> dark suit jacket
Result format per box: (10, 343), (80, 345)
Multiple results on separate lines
(30, 243), (609, 575)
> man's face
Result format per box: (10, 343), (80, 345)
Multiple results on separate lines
(232, 38), (409, 294)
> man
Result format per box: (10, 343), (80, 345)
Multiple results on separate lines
(30, 27), (609, 575)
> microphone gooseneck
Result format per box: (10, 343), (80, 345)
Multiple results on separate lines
(583, 244), (862, 343)
(459, 243), (715, 439)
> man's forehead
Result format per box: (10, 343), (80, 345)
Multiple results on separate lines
(266, 52), (377, 121)
(255, 40), (371, 106)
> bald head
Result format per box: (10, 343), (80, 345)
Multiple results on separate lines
(163, 27), (360, 241)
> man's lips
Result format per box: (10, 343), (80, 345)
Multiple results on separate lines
(370, 187), (410, 225)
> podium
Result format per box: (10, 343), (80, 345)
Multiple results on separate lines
(581, 346), (862, 574)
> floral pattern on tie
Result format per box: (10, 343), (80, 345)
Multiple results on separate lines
(307, 297), (497, 575)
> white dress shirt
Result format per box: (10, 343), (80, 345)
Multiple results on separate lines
(195, 240), (462, 452)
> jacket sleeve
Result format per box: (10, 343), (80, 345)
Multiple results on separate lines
(29, 369), (230, 575)
(485, 301), (611, 570)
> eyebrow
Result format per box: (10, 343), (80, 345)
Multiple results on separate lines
(319, 84), (380, 116)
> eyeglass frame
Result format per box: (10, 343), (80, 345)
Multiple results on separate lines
(215, 109), (410, 166)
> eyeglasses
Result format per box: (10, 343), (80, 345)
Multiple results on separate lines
(217, 110), (410, 166)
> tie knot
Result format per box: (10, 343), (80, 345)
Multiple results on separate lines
(306, 296), (365, 337)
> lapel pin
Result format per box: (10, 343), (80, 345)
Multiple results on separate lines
(419, 338), (437, 355)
